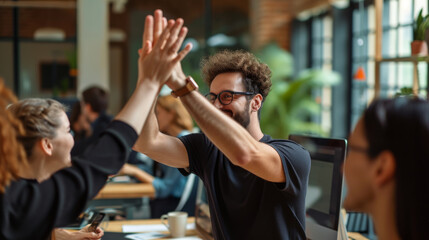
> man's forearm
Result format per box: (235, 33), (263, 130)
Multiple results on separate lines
(180, 91), (258, 166)
(180, 91), (285, 182)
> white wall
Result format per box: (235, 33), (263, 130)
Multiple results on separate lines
(77, 0), (109, 95)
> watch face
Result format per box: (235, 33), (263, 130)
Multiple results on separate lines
(186, 77), (198, 90)
(172, 76), (198, 97)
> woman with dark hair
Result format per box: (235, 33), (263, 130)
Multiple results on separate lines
(344, 97), (429, 240)
(69, 101), (92, 142)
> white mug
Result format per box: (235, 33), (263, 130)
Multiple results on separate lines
(160, 211), (188, 238)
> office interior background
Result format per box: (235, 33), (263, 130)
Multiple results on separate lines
(0, 0), (427, 140)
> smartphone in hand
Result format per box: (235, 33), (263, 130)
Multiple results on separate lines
(88, 212), (106, 232)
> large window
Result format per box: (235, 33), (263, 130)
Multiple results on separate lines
(350, 0), (375, 127)
(350, 0), (429, 128)
(311, 15), (334, 135)
(292, 10), (348, 138)
(380, 0), (428, 97)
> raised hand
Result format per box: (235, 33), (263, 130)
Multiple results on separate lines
(139, 10), (166, 57)
(138, 18), (192, 86)
(137, 10), (167, 83)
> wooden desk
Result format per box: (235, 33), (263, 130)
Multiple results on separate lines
(105, 217), (198, 239)
(348, 232), (369, 240)
(94, 183), (155, 199)
(105, 218), (368, 240)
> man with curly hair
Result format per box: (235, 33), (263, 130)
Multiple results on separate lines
(135, 10), (310, 240)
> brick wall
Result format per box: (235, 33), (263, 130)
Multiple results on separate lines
(0, 8), (14, 37)
(0, 0), (76, 38)
(0, 0), (334, 50)
(250, 0), (292, 51)
(1, 0), (294, 51)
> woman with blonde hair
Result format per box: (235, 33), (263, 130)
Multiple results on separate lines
(7, 98), (104, 239)
(0, 16), (192, 239)
(121, 95), (195, 218)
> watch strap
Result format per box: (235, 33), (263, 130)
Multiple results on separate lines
(171, 76), (198, 98)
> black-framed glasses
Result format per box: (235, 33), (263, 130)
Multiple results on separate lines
(205, 90), (255, 105)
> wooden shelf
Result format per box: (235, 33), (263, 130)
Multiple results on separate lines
(377, 56), (429, 63)
(374, 0), (427, 99)
(376, 55), (425, 96)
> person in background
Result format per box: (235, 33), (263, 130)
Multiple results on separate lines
(343, 97), (429, 240)
(0, 17), (192, 240)
(69, 101), (92, 142)
(71, 86), (112, 156)
(120, 95), (195, 218)
(134, 10), (310, 240)
(0, 78), (26, 194)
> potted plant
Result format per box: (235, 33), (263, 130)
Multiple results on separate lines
(66, 50), (78, 77)
(412, 9), (429, 55)
(395, 87), (414, 97)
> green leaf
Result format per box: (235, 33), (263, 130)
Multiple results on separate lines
(256, 43), (294, 82)
(256, 43), (342, 138)
(414, 9), (429, 40)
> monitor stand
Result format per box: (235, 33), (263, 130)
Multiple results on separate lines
(337, 212), (348, 240)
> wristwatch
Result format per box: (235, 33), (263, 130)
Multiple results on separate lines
(171, 76), (199, 98)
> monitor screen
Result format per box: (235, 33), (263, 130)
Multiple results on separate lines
(289, 134), (347, 240)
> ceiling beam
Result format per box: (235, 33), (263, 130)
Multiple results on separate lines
(290, 0), (330, 16)
(0, 1), (76, 9)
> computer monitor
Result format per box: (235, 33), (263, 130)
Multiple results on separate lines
(289, 134), (347, 240)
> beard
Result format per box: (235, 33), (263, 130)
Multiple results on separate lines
(233, 102), (251, 128)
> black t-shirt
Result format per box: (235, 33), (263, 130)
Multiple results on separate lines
(71, 112), (113, 157)
(0, 121), (137, 240)
(179, 133), (310, 240)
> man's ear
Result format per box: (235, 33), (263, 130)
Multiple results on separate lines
(251, 94), (263, 112)
(373, 150), (396, 187)
(39, 138), (53, 156)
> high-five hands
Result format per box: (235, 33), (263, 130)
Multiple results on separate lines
(137, 10), (192, 87)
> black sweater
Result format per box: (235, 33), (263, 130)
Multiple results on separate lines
(0, 120), (137, 240)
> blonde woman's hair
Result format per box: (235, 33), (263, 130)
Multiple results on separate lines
(8, 98), (66, 159)
(0, 78), (27, 193)
(157, 95), (193, 132)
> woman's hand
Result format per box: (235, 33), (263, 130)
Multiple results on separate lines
(54, 225), (104, 240)
(137, 14), (192, 87)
